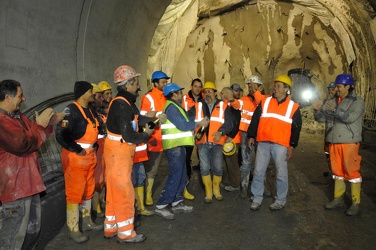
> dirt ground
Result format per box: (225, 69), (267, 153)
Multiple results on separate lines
(44, 129), (376, 250)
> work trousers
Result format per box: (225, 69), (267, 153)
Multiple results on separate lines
(0, 194), (41, 250)
(104, 138), (136, 240)
(156, 146), (187, 207)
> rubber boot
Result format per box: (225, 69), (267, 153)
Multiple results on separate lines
(325, 180), (346, 209)
(81, 200), (104, 231)
(183, 187), (195, 200)
(346, 182), (361, 216)
(92, 191), (104, 218)
(135, 187), (154, 216)
(66, 203), (89, 243)
(202, 175), (213, 203)
(213, 175), (223, 201)
(145, 178), (154, 206)
(240, 172), (249, 199)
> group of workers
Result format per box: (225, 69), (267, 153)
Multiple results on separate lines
(0, 68), (364, 248)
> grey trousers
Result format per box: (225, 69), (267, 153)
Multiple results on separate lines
(0, 194), (41, 250)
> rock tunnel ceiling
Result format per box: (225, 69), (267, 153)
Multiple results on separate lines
(148, 0), (376, 128)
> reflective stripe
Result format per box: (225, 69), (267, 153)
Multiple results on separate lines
(104, 223), (117, 230)
(146, 94), (155, 111)
(106, 215), (116, 221)
(211, 116), (225, 123)
(118, 228), (134, 237)
(242, 110), (254, 116)
(183, 95), (188, 110)
(261, 97), (294, 124)
(98, 134), (106, 139)
(77, 143), (94, 148)
(117, 217), (134, 228)
(334, 175), (362, 183)
(162, 131), (194, 140)
(349, 177), (362, 183)
(240, 118), (251, 124)
(108, 134), (122, 141)
(194, 102), (203, 122)
(135, 144), (147, 151)
(161, 123), (176, 129)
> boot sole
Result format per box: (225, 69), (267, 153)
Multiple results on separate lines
(117, 236), (146, 243)
(155, 212), (175, 220)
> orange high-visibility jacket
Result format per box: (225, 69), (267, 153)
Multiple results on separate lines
(230, 90), (263, 132)
(197, 100), (228, 145)
(140, 88), (166, 152)
(257, 96), (299, 148)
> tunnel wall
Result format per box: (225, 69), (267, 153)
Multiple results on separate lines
(0, 0), (171, 109)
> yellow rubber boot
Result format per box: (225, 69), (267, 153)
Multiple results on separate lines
(183, 187), (195, 200)
(66, 203), (88, 243)
(325, 180), (346, 209)
(135, 187), (155, 216)
(346, 182), (361, 216)
(145, 178), (154, 206)
(81, 200), (104, 231)
(213, 175), (223, 201)
(202, 175), (213, 203)
(92, 191), (104, 218)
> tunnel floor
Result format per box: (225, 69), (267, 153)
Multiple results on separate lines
(44, 132), (376, 250)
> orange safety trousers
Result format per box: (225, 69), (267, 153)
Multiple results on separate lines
(329, 143), (362, 182)
(103, 136), (137, 240)
(62, 102), (98, 204)
(62, 148), (97, 204)
(94, 137), (106, 191)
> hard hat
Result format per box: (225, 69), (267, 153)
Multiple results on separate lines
(163, 83), (184, 97)
(114, 65), (141, 85)
(223, 140), (236, 156)
(335, 74), (354, 86)
(203, 81), (217, 91)
(247, 75), (263, 85)
(327, 82), (336, 89)
(231, 83), (243, 91)
(151, 71), (170, 83)
(274, 75), (292, 88)
(91, 83), (101, 93)
(98, 81), (112, 91)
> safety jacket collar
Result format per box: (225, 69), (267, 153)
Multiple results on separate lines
(272, 94), (289, 104)
(117, 89), (137, 103)
(151, 87), (164, 97)
(188, 90), (204, 102)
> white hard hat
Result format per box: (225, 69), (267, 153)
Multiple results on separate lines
(247, 75), (263, 85)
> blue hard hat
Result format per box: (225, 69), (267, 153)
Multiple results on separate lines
(163, 83), (184, 97)
(151, 71), (170, 82)
(335, 74), (354, 86)
(328, 82), (336, 89)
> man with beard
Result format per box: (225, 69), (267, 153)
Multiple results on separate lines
(103, 65), (166, 242)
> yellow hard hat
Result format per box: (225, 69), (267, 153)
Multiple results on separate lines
(274, 75), (292, 88)
(91, 83), (102, 93)
(98, 81), (112, 91)
(203, 81), (217, 91)
(223, 140), (236, 156)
